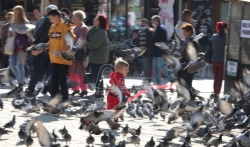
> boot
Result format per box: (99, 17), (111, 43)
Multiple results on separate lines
(80, 91), (88, 97)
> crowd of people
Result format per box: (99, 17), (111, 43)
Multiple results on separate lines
(0, 5), (228, 105)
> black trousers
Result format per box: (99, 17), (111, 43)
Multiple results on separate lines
(177, 68), (194, 88)
(51, 63), (69, 100)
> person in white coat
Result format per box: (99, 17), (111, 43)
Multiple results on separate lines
(174, 9), (195, 48)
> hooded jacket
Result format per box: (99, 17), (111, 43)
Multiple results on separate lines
(174, 20), (196, 48)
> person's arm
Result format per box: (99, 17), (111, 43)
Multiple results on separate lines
(116, 7), (125, 15)
(195, 24), (201, 35)
(85, 30), (106, 50)
(33, 17), (46, 39)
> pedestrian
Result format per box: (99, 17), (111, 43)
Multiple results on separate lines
(151, 15), (176, 85)
(47, 9), (76, 101)
(85, 14), (109, 99)
(61, 8), (71, 19)
(33, 6), (42, 20)
(178, 24), (198, 88)
(25, 5), (57, 97)
(175, 9), (195, 48)
(195, 15), (213, 78)
(195, 15), (212, 53)
(9, 5), (31, 88)
(69, 10), (89, 97)
(138, 18), (154, 81)
(107, 58), (130, 114)
(210, 22), (227, 102)
(1, 12), (13, 69)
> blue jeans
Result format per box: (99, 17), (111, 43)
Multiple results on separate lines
(152, 57), (176, 84)
(9, 52), (25, 85)
(28, 53), (51, 93)
(143, 57), (152, 79)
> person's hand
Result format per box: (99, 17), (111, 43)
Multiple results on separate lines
(31, 50), (40, 56)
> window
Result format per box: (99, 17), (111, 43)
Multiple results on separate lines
(0, 0), (41, 17)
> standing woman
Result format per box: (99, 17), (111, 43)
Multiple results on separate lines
(69, 10), (89, 97)
(211, 22), (227, 102)
(1, 12), (13, 68)
(85, 14), (109, 98)
(9, 5), (31, 87)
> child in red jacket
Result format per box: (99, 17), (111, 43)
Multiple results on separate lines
(107, 58), (131, 110)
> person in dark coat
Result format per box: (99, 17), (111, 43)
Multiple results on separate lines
(25, 5), (57, 96)
(178, 23), (198, 88)
(138, 18), (154, 81)
(195, 15), (212, 53)
(151, 15), (176, 85)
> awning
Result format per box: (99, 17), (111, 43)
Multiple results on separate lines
(225, 0), (250, 2)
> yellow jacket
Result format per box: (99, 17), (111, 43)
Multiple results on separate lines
(48, 22), (75, 65)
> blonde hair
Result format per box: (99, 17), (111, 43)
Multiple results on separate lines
(72, 10), (86, 20)
(5, 12), (14, 19)
(115, 58), (129, 70)
(12, 5), (28, 25)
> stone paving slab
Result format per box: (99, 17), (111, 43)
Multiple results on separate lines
(0, 77), (234, 147)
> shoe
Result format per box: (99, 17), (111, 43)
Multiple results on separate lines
(71, 90), (80, 96)
(80, 91), (88, 97)
(25, 78), (30, 84)
(214, 95), (219, 103)
(35, 82), (44, 89)
(139, 71), (145, 77)
(12, 79), (18, 86)
(86, 93), (104, 99)
(25, 89), (33, 97)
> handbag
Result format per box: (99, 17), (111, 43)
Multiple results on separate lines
(204, 43), (213, 64)
(4, 32), (15, 55)
(84, 73), (95, 84)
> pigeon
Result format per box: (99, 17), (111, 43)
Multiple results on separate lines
(0, 127), (8, 139)
(106, 118), (121, 130)
(129, 125), (141, 136)
(24, 134), (33, 147)
(59, 126), (68, 136)
(88, 123), (103, 135)
(86, 133), (95, 146)
(108, 131), (116, 146)
(121, 124), (130, 136)
(160, 112), (166, 120)
(207, 134), (223, 146)
(136, 105), (144, 118)
(0, 98), (3, 109)
(3, 115), (16, 129)
(180, 134), (191, 145)
(234, 115), (250, 129)
(52, 129), (58, 143)
(63, 131), (72, 144)
(165, 126), (187, 141)
(145, 136), (155, 147)
(101, 132), (109, 145)
(110, 85), (129, 110)
(127, 108), (136, 118)
(202, 131), (212, 143)
(0, 67), (9, 85)
(18, 128), (27, 141)
(131, 133), (140, 146)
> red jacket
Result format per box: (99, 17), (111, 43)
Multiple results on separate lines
(107, 72), (130, 109)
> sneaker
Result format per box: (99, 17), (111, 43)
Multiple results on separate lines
(35, 82), (44, 89)
(80, 91), (88, 97)
(71, 90), (80, 96)
(25, 78), (30, 84)
(139, 71), (145, 77)
(12, 79), (18, 86)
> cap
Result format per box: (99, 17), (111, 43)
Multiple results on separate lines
(45, 4), (58, 10)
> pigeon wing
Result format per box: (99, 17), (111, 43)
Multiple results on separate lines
(36, 120), (52, 147)
(186, 42), (198, 61)
(176, 82), (191, 102)
(239, 80), (249, 95)
(0, 67), (10, 83)
(64, 32), (74, 50)
(25, 117), (37, 135)
(57, 101), (72, 110)
(243, 68), (250, 87)
(110, 84), (123, 101)
(218, 100), (233, 116)
(231, 87), (242, 99)
(47, 94), (62, 106)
